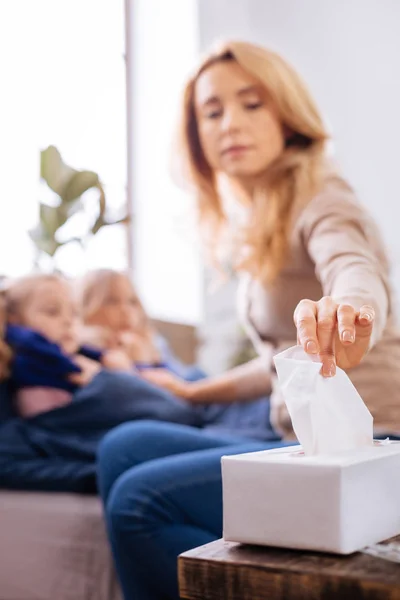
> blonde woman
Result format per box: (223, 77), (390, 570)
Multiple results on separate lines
(97, 41), (399, 600)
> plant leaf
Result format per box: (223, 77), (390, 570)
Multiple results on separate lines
(91, 213), (130, 235)
(29, 224), (62, 257)
(91, 214), (106, 235)
(62, 170), (100, 203)
(97, 183), (106, 218)
(40, 146), (75, 195)
(39, 203), (68, 237)
(111, 215), (131, 225)
(65, 198), (84, 218)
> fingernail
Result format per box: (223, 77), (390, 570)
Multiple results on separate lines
(342, 330), (354, 343)
(306, 341), (318, 354)
(361, 313), (371, 322)
(323, 362), (336, 377)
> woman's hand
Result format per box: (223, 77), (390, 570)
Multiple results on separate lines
(294, 297), (375, 377)
(141, 369), (193, 399)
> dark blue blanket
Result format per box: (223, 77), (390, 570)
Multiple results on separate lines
(0, 371), (206, 494)
(0, 327), (277, 494)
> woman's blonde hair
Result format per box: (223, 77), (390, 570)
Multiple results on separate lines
(173, 40), (329, 282)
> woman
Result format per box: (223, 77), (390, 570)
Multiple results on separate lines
(97, 40), (399, 599)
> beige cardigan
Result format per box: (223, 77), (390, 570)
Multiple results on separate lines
(238, 175), (400, 437)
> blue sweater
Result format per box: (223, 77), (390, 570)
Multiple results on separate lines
(5, 325), (206, 392)
(5, 324), (102, 392)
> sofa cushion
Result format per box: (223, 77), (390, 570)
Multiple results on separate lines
(0, 491), (121, 600)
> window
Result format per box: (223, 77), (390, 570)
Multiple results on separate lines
(0, 0), (127, 277)
(127, 0), (203, 325)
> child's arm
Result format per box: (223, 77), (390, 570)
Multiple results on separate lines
(142, 356), (272, 404)
(69, 355), (101, 386)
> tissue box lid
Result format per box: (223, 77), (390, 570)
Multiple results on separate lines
(222, 442), (400, 467)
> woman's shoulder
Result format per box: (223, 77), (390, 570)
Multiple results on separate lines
(296, 171), (378, 237)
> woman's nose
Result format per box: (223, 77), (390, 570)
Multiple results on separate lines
(221, 105), (243, 133)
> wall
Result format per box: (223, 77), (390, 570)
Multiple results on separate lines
(198, 0), (400, 255)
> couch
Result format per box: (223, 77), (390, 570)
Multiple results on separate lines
(0, 491), (121, 600)
(0, 321), (198, 599)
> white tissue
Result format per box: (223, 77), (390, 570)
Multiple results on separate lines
(273, 346), (373, 456)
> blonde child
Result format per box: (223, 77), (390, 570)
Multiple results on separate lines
(4, 274), (131, 417)
(77, 269), (206, 380)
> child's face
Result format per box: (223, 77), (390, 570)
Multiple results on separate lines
(20, 280), (79, 354)
(90, 276), (148, 334)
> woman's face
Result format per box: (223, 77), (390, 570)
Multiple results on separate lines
(194, 60), (285, 183)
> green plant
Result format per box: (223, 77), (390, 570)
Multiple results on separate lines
(29, 145), (129, 266)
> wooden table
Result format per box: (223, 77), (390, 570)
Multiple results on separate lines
(179, 537), (400, 600)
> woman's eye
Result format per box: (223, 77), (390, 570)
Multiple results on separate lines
(205, 110), (222, 119)
(245, 102), (263, 110)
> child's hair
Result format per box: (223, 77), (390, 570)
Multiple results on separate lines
(0, 273), (70, 380)
(5, 273), (67, 322)
(76, 269), (142, 324)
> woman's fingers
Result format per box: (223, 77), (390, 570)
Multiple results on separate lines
(337, 304), (356, 345)
(294, 298), (375, 376)
(294, 299), (319, 355)
(357, 305), (375, 330)
(316, 297), (337, 377)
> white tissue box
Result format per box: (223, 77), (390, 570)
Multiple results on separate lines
(222, 442), (400, 554)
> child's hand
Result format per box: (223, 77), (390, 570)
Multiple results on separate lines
(78, 325), (114, 350)
(102, 349), (135, 372)
(117, 330), (161, 363)
(141, 369), (192, 399)
(69, 355), (101, 386)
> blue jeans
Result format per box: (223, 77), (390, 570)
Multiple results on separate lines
(97, 420), (292, 600)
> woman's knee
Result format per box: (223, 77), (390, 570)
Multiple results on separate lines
(97, 420), (168, 500)
(100, 420), (153, 457)
(105, 464), (161, 538)
(99, 419), (178, 464)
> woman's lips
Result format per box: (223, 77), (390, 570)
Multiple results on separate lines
(222, 145), (251, 157)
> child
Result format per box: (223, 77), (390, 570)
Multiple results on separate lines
(77, 269), (206, 380)
(3, 274), (132, 417)
(76, 270), (279, 442)
(0, 273), (205, 494)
